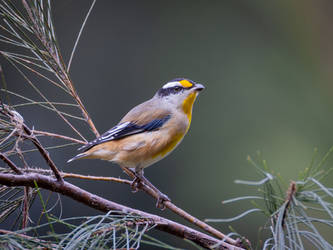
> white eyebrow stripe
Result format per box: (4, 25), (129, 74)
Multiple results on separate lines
(162, 81), (181, 89)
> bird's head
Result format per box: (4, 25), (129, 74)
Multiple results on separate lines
(155, 78), (204, 119)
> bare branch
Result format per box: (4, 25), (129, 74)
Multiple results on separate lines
(0, 172), (243, 250)
(0, 153), (23, 174)
(281, 181), (297, 227)
(63, 76), (100, 138)
(33, 130), (86, 144)
(20, 167), (244, 247)
(21, 166), (248, 247)
(61, 172), (132, 185)
(120, 167), (240, 246)
(22, 187), (29, 229)
(21, 123), (63, 182)
(21, 168), (132, 185)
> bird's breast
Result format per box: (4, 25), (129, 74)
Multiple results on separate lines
(150, 130), (185, 159)
(148, 116), (189, 160)
(96, 113), (190, 168)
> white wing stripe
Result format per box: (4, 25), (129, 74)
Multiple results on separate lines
(100, 122), (131, 140)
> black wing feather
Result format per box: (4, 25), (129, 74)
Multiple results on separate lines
(78, 115), (171, 151)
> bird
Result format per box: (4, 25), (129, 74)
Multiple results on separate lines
(67, 78), (204, 208)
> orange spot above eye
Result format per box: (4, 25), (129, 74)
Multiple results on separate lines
(179, 79), (193, 88)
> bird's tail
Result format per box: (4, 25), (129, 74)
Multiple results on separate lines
(67, 152), (88, 163)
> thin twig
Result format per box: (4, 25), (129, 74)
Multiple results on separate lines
(0, 229), (58, 248)
(20, 168), (132, 185)
(0, 152), (30, 229)
(21, 123), (63, 182)
(281, 181), (297, 227)
(0, 172), (243, 250)
(0, 153), (23, 174)
(33, 130), (86, 144)
(62, 172), (131, 185)
(22, 186), (29, 229)
(63, 77), (100, 138)
(67, 0), (96, 71)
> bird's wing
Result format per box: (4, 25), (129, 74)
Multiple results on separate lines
(119, 99), (170, 125)
(79, 103), (171, 151)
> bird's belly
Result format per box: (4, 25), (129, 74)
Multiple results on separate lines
(114, 130), (185, 168)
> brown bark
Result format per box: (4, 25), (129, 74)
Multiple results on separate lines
(0, 172), (243, 250)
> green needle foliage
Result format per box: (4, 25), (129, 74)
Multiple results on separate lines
(0, 180), (179, 249)
(0, 212), (179, 249)
(0, 186), (36, 229)
(206, 149), (333, 249)
(0, 0), (99, 141)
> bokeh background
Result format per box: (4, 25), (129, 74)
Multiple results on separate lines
(2, 0), (333, 248)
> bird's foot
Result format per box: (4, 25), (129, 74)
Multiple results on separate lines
(130, 169), (171, 210)
(130, 177), (140, 193)
(155, 191), (171, 210)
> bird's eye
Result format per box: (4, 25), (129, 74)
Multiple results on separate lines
(174, 86), (181, 92)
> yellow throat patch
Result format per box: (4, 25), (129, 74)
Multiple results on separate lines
(182, 92), (198, 123)
(153, 132), (184, 158)
(152, 92), (198, 159)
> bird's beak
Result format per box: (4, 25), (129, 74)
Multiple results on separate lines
(194, 83), (205, 92)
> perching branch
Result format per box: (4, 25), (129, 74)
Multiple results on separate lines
(20, 167), (132, 185)
(120, 167), (240, 246)
(13, 167), (247, 248)
(0, 172), (243, 250)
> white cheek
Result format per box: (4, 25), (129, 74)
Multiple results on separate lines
(164, 94), (186, 107)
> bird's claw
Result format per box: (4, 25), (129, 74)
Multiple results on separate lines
(130, 177), (140, 193)
(130, 174), (170, 210)
(155, 192), (170, 210)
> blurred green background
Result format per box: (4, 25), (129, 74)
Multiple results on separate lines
(2, 0), (333, 248)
